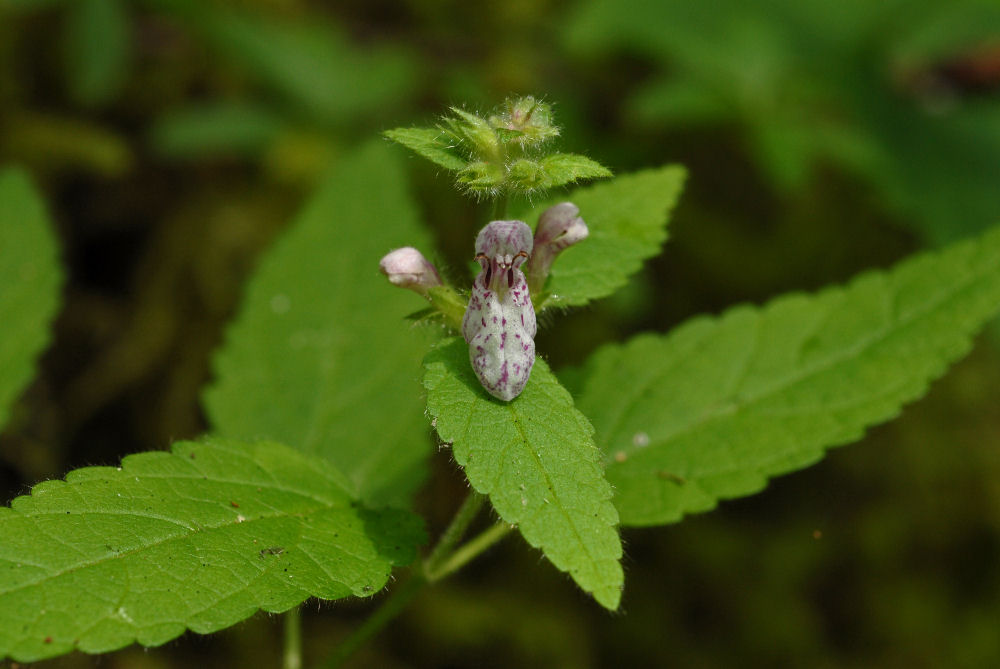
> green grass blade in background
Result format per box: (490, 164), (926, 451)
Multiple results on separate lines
(424, 338), (623, 609)
(518, 165), (685, 309)
(0, 438), (424, 663)
(203, 142), (436, 507)
(573, 225), (1000, 526)
(62, 0), (130, 107)
(0, 169), (62, 432)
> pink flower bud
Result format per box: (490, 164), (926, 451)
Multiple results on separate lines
(379, 247), (442, 295)
(462, 220), (536, 401)
(526, 202), (588, 293)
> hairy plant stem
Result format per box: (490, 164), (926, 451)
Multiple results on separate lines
(423, 491), (485, 572)
(283, 606), (302, 669)
(426, 284), (467, 331)
(424, 522), (512, 582)
(319, 575), (425, 669)
(318, 492), (511, 668)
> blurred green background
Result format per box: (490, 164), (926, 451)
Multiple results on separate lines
(2, 0), (1000, 666)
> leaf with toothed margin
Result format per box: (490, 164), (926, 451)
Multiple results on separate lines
(203, 141), (436, 508)
(515, 164), (686, 309)
(423, 337), (623, 609)
(537, 153), (612, 188)
(570, 225), (1000, 527)
(383, 126), (467, 171)
(0, 438), (424, 663)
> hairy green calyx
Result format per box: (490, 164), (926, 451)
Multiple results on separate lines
(384, 95), (611, 199)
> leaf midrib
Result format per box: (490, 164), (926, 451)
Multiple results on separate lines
(1, 492), (354, 598)
(605, 246), (998, 467)
(496, 379), (611, 585)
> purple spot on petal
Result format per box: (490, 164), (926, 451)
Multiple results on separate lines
(464, 219), (537, 401)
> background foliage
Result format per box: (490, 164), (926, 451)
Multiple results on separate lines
(1, 0), (999, 667)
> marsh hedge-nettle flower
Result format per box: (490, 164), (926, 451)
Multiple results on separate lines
(381, 204), (588, 402)
(526, 202), (588, 294)
(379, 247), (442, 295)
(462, 220), (536, 402)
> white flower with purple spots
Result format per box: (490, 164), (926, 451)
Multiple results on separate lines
(462, 220), (536, 401)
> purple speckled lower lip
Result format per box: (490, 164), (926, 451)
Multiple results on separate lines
(462, 220), (537, 401)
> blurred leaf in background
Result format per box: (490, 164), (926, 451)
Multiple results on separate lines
(0, 169), (62, 431)
(149, 101), (286, 159)
(565, 0), (1000, 244)
(141, 0), (420, 179)
(62, 0), (131, 108)
(1, 113), (133, 177)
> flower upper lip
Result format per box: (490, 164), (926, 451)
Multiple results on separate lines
(474, 221), (533, 294)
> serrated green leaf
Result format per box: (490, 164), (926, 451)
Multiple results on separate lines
(507, 154), (611, 193)
(519, 165), (685, 309)
(383, 127), (467, 171)
(448, 107), (492, 133)
(574, 225), (1000, 527)
(506, 158), (545, 190)
(457, 160), (505, 193)
(444, 108), (499, 158)
(62, 0), (130, 107)
(0, 169), (62, 432)
(424, 337), (622, 609)
(204, 141), (436, 507)
(0, 438), (424, 662)
(494, 127), (524, 144)
(538, 153), (612, 188)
